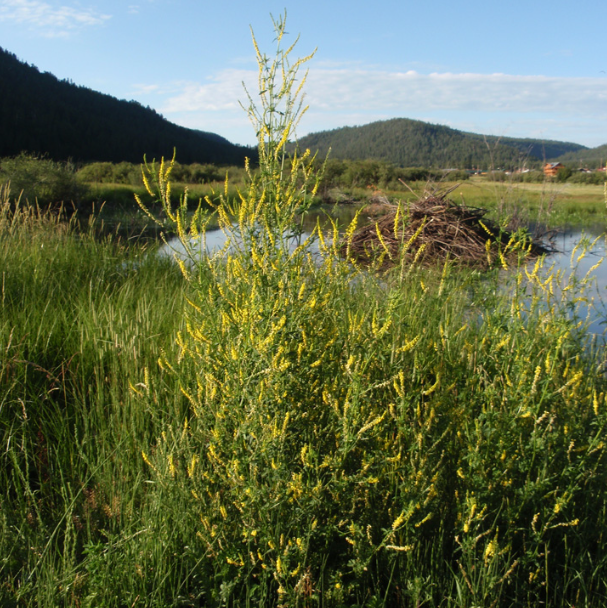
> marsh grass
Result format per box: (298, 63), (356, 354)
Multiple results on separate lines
(0, 186), (194, 606)
(3, 17), (607, 608)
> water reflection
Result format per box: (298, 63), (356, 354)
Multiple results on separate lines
(542, 225), (607, 337)
(158, 204), (363, 261)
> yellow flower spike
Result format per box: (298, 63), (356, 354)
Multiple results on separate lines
(411, 242), (428, 267)
(415, 513), (433, 527)
(584, 258), (605, 281)
(479, 220), (494, 237)
(141, 171), (154, 197)
(484, 539), (497, 563)
(357, 412), (387, 437)
(496, 335), (509, 350)
(375, 222), (392, 258)
(141, 451), (157, 471)
(167, 454), (176, 477)
(556, 370), (584, 395)
(187, 455), (198, 479)
(422, 374), (440, 396)
(386, 544), (414, 552)
(392, 511), (406, 530)
(530, 365), (542, 395)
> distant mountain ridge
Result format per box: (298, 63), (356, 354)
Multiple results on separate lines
(1, 45), (600, 171)
(295, 118), (589, 169)
(553, 143), (607, 167)
(0, 47), (254, 165)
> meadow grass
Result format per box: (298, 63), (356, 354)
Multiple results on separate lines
(3, 161), (607, 607)
(3, 16), (607, 608)
(352, 179), (607, 228)
(0, 189), (193, 606)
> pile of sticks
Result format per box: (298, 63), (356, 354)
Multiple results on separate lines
(341, 190), (549, 269)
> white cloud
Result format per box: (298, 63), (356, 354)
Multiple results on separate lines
(153, 66), (607, 147)
(162, 67), (607, 119)
(304, 70), (607, 117)
(0, 0), (110, 37)
(162, 70), (256, 113)
(132, 83), (161, 95)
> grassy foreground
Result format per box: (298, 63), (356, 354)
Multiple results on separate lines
(3, 18), (607, 608)
(2, 168), (607, 607)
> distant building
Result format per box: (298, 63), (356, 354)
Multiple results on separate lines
(543, 162), (564, 177)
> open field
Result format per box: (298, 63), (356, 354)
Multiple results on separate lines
(78, 179), (606, 241)
(458, 179), (607, 226)
(354, 179), (607, 228)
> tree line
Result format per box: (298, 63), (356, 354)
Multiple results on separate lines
(296, 118), (588, 170)
(0, 46), (254, 165)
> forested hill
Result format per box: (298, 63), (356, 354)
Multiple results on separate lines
(295, 118), (587, 169)
(554, 143), (607, 167)
(0, 47), (254, 164)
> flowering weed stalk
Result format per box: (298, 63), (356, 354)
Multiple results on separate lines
(129, 14), (607, 608)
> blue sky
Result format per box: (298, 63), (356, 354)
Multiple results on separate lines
(1, 0), (606, 148)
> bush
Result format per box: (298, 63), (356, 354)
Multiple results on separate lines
(568, 171), (606, 185)
(556, 166), (573, 182)
(134, 16), (607, 607)
(521, 169), (545, 182)
(0, 153), (87, 205)
(76, 161), (116, 183)
(441, 169), (470, 181)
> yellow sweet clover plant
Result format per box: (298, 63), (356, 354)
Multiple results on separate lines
(134, 13), (607, 608)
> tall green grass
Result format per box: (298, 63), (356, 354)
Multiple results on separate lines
(0, 187), (194, 606)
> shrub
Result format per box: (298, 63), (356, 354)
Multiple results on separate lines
(556, 166), (573, 182)
(76, 161), (116, 183)
(568, 171), (606, 185)
(0, 153), (87, 205)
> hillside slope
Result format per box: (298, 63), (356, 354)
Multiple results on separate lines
(0, 47), (253, 165)
(296, 118), (587, 169)
(555, 143), (607, 167)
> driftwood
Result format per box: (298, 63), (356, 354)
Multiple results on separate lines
(341, 188), (550, 270)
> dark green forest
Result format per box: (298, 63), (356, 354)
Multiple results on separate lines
(553, 142), (607, 167)
(0, 47), (254, 165)
(295, 118), (588, 169)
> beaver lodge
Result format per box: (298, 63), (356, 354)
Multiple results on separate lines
(341, 188), (551, 270)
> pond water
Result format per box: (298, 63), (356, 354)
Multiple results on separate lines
(542, 224), (607, 337)
(158, 204), (362, 260)
(158, 205), (607, 339)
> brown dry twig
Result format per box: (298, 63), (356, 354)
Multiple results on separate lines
(341, 188), (550, 270)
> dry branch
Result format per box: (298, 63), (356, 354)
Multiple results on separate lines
(341, 189), (550, 270)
